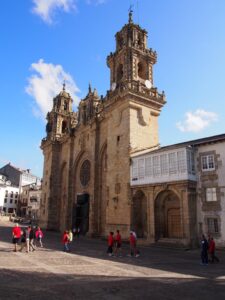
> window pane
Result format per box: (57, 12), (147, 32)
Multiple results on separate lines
(138, 159), (145, 178)
(207, 218), (219, 233)
(177, 150), (186, 173)
(145, 157), (152, 177)
(206, 188), (217, 202)
(132, 160), (138, 178)
(153, 156), (160, 177)
(202, 155), (215, 171)
(160, 154), (168, 175)
(202, 156), (208, 170)
(208, 155), (215, 169)
(169, 152), (177, 174)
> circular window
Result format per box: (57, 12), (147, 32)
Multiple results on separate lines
(80, 160), (91, 186)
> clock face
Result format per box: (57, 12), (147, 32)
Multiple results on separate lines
(145, 80), (152, 89)
(111, 82), (116, 91)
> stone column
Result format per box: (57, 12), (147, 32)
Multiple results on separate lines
(148, 187), (155, 243)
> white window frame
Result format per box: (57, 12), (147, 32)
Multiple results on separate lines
(138, 159), (145, 179)
(160, 154), (169, 175)
(206, 187), (217, 202)
(145, 157), (152, 177)
(132, 160), (138, 179)
(153, 156), (160, 177)
(201, 155), (215, 171)
(169, 152), (177, 174)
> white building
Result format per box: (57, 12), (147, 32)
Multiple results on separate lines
(0, 163), (41, 216)
(0, 174), (19, 214)
(130, 134), (225, 247)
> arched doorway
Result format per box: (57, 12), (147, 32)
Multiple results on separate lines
(132, 190), (147, 238)
(72, 193), (90, 235)
(154, 190), (182, 241)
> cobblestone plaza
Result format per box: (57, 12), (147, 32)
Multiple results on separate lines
(0, 218), (225, 299)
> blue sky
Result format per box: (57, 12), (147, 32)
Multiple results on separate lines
(0, 0), (225, 178)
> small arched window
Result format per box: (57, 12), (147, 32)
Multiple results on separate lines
(64, 101), (68, 111)
(138, 62), (147, 80)
(62, 120), (67, 133)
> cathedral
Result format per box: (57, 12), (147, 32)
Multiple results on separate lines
(39, 11), (166, 239)
(40, 12), (225, 248)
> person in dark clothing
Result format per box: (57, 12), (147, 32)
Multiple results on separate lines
(201, 234), (208, 265)
(209, 237), (219, 263)
(20, 230), (26, 252)
(29, 226), (36, 251)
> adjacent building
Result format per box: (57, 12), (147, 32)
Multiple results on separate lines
(0, 174), (19, 214)
(131, 134), (225, 247)
(21, 183), (42, 219)
(0, 163), (41, 216)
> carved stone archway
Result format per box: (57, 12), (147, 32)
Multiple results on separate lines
(154, 190), (182, 241)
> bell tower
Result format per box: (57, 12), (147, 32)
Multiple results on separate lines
(45, 83), (77, 140)
(106, 10), (166, 154)
(107, 10), (157, 92)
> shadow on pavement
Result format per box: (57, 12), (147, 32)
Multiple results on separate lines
(0, 269), (225, 300)
(1, 220), (225, 283)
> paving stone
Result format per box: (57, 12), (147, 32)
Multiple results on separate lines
(0, 218), (225, 299)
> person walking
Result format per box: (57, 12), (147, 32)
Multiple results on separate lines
(200, 234), (209, 265)
(25, 226), (31, 253)
(35, 227), (44, 248)
(209, 237), (219, 263)
(114, 230), (122, 257)
(19, 230), (26, 252)
(68, 229), (73, 251)
(29, 226), (36, 251)
(62, 230), (70, 252)
(107, 232), (114, 256)
(129, 231), (137, 257)
(12, 223), (21, 252)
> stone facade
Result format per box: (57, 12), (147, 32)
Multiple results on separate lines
(39, 13), (165, 238)
(131, 135), (225, 247)
(196, 141), (225, 247)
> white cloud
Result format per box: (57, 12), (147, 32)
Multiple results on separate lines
(26, 59), (80, 118)
(32, 0), (76, 24)
(176, 109), (218, 133)
(86, 0), (107, 5)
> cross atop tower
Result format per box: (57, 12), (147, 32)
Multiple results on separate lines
(128, 5), (133, 23)
(62, 80), (66, 91)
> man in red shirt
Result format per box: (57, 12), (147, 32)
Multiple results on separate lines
(12, 223), (21, 252)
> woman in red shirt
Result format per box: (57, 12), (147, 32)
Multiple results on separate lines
(209, 237), (219, 263)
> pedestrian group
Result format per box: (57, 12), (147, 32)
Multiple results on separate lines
(12, 223), (44, 253)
